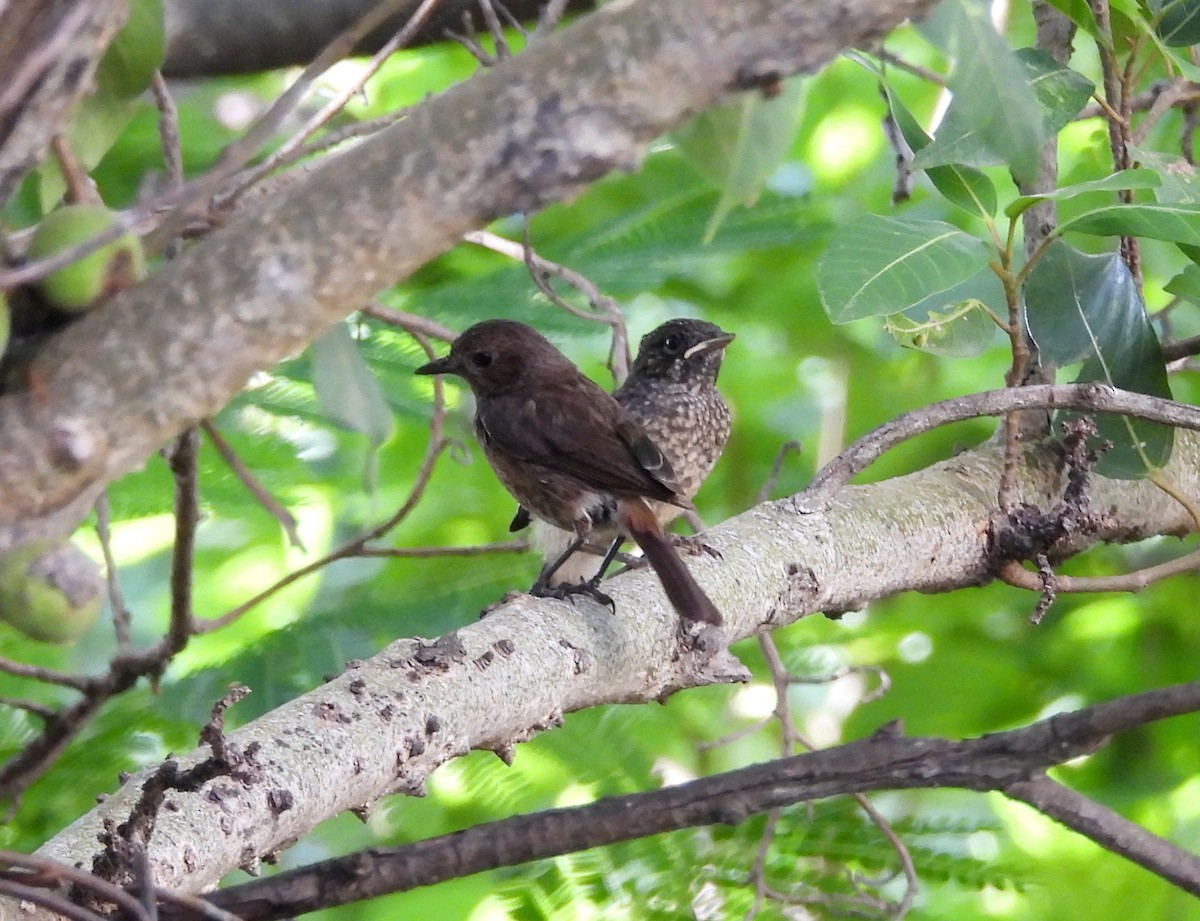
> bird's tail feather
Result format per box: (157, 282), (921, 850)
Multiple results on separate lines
(621, 501), (722, 625)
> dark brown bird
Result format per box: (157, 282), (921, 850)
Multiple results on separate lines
(415, 319), (722, 625)
(521, 318), (734, 587)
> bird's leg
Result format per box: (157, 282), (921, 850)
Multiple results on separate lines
(529, 521), (616, 612)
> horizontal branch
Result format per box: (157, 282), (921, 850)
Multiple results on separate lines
(186, 682), (1200, 920)
(32, 424), (1200, 898)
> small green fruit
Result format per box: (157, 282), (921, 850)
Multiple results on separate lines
(0, 541), (103, 644)
(28, 204), (147, 312)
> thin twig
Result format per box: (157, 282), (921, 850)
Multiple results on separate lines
(754, 440), (803, 505)
(997, 546), (1200, 595)
(165, 430), (200, 653)
(222, 0), (445, 208)
(94, 492), (133, 651)
(199, 333), (449, 632)
(0, 698), (56, 720)
(875, 48), (947, 86)
(0, 879), (112, 921)
(807, 383), (1200, 494)
(360, 302), (456, 341)
(0, 851), (149, 920)
(463, 227), (631, 382)
(358, 539), (529, 558)
(0, 658), (90, 691)
(201, 420), (305, 550)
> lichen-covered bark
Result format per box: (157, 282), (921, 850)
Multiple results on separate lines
(0, 0), (940, 554)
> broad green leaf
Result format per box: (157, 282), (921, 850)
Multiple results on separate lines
(818, 215), (992, 322)
(1018, 48), (1095, 137)
(1062, 201), (1200, 245)
(1005, 168), (1162, 219)
(887, 300), (997, 357)
(1164, 263), (1200, 305)
(672, 77), (807, 241)
(1127, 144), (1200, 203)
(914, 45), (1092, 180)
(310, 323), (396, 490)
(1153, 0), (1200, 45)
(885, 88), (997, 216)
(1023, 242), (1173, 477)
(96, 0), (165, 98)
(913, 1), (1042, 182)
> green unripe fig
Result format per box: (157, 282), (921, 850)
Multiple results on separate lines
(0, 541), (103, 644)
(28, 204), (147, 312)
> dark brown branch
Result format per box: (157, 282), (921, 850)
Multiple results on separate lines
(185, 682), (1200, 921)
(165, 430), (199, 654)
(1006, 774), (1200, 896)
(807, 383), (1200, 493)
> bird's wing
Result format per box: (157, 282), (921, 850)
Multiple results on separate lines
(477, 383), (682, 502)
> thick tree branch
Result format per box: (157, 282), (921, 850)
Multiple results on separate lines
(162, 0), (596, 78)
(0, 0), (940, 556)
(180, 681), (1200, 920)
(31, 419), (1200, 899)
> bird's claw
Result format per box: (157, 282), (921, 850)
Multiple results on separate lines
(529, 578), (616, 613)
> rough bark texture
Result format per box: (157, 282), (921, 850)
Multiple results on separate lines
(162, 0), (597, 77)
(33, 432), (1200, 896)
(0, 0), (940, 556)
(0, 0), (128, 203)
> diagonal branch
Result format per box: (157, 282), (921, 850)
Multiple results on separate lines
(0, 0), (941, 556)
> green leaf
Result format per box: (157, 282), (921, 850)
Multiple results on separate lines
(1018, 47), (1096, 136)
(672, 77), (808, 241)
(96, 0), (165, 98)
(818, 215), (993, 322)
(1061, 201), (1200, 245)
(1023, 242), (1173, 477)
(1127, 144), (1200, 203)
(310, 323), (396, 483)
(1164, 262), (1200, 305)
(1153, 0), (1200, 46)
(885, 88), (997, 216)
(1005, 168), (1162, 219)
(915, 2), (1043, 182)
(913, 44), (1092, 181)
(887, 300), (997, 357)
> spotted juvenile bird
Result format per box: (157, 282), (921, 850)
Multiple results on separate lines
(415, 319), (722, 625)
(518, 318), (734, 588)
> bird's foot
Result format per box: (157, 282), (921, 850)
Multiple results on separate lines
(529, 577), (616, 613)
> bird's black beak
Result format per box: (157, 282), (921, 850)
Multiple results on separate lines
(415, 354), (460, 376)
(683, 332), (735, 359)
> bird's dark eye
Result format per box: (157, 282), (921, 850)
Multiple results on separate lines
(662, 335), (683, 354)
(471, 351), (493, 368)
